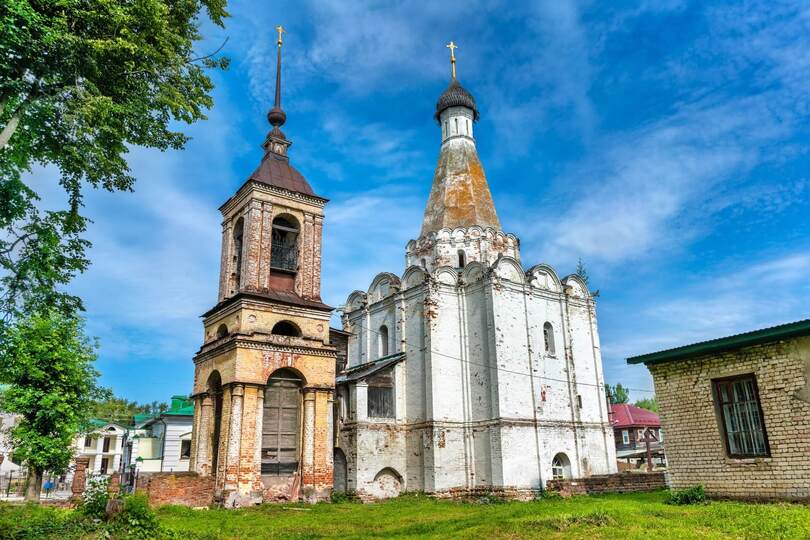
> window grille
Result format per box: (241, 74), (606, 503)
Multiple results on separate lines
(271, 217), (298, 272)
(714, 375), (770, 457)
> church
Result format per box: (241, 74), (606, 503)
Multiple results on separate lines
(187, 30), (615, 505)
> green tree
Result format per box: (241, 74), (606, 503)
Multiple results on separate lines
(0, 0), (229, 317)
(605, 383), (630, 404)
(635, 397), (658, 412)
(575, 258), (589, 286)
(0, 309), (107, 501)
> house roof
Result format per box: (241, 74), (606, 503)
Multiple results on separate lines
(610, 404), (660, 428)
(626, 318), (810, 366)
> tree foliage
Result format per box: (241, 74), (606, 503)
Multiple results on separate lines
(0, 0), (229, 317)
(605, 383), (630, 404)
(91, 396), (168, 424)
(0, 309), (108, 499)
(575, 257), (589, 286)
(634, 397), (658, 412)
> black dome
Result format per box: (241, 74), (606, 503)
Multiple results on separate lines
(434, 78), (479, 123)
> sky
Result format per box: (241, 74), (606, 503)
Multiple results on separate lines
(33, 0), (810, 404)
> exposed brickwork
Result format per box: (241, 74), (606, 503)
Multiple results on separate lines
(546, 472), (666, 497)
(71, 456), (90, 499)
(648, 336), (810, 501)
(136, 472), (215, 507)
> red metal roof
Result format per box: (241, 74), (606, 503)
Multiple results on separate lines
(610, 403), (660, 428)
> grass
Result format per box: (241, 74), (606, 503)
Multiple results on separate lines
(2, 490), (809, 539)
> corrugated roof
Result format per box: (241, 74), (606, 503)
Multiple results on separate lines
(610, 403), (660, 428)
(627, 318), (810, 365)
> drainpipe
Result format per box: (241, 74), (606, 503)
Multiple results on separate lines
(159, 417), (168, 472)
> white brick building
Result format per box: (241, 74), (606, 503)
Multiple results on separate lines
(334, 71), (617, 499)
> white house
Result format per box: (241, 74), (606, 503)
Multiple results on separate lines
(0, 412), (22, 476)
(75, 420), (128, 476)
(335, 71), (616, 499)
(123, 395), (193, 474)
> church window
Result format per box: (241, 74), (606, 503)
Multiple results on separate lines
(271, 215), (299, 273)
(714, 374), (769, 457)
(443, 121), (447, 138)
(215, 324), (228, 339)
(457, 250), (466, 268)
(543, 322), (556, 356)
(454, 118), (459, 134)
(577, 395), (582, 409)
(262, 369), (302, 475)
(207, 371), (223, 474)
(551, 453), (571, 480)
(367, 369), (394, 419)
(466, 119), (470, 134)
(232, 217), (245, 290)
(272, 320), (301, 337)
(378, 325), (389, 357)
(420, 258), (427, 269)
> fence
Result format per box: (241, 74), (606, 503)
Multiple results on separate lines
(0, 469), (73, 499)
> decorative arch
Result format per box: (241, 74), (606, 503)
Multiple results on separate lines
(401, 266), (428, 290)
(215, 323), (228, 339)
(378, 324), (390, 357)
(492, 256), (525, 284)
(526, 264), (562, 292)
(368, 272), (401, 303)
(345, 291), (368, 313)
(562, 274), (590, 298)
(461, 261), (486, 284)
(262, 368), (304, 476)
(433, 266), (458, 285)
(272, 320), (301, 337)
(369, 467), (403, 499)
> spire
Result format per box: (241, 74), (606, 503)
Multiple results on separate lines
(263, 25), (290, 157)
(420, 43), (499, 236)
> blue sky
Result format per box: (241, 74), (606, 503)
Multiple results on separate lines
(36, 0), (810, 404)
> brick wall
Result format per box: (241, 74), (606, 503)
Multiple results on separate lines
(136, 472), (215, 507)
(546, 472), (666, 497)
(648, 336), (810, 501)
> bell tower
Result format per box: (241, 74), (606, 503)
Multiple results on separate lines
(189, 26), (336, 506)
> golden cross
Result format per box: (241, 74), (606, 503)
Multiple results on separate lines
(446, 41), (458, 78)
(276, 25), (285, 47)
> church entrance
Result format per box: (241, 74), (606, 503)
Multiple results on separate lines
(333, 448), (347, 493)
(262, 369), (302, 481)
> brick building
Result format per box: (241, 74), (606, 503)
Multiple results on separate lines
(188, 30), (336, 506)
(628, 319), (810, 500)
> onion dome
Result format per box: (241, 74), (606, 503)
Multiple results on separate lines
(434, 78), (480, 123)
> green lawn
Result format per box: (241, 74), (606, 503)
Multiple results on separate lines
(2, 491), (809, 539)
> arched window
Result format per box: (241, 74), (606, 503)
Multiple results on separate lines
(271, 215), (299, 273)
(262, 369), (302, 476)
(378, 325), (389, 357)
(454, 117), (459, 134)
(232, 217), (244, 290)
(466, 119), (470, 134)
(551, 453), (571, 480)
(272, 320), (301, 337)
(457, 250), (466, 268)
(215, 324), (228, 339)
(443, 122), (447, 138)
(420, 258), (427, 269)
(207, 371), (223, 474)
(543, 322), (556, 356)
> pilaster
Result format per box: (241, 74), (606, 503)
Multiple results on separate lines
(242, 201), (263, 291)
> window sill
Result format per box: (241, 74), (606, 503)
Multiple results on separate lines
(725, 456), (772, 465)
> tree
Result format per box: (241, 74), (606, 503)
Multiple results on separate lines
(575, 258), (589, 286)
(605, 383), (630, 404)
(0, 0), (229, 318)
(635, 397), (658, 412)
(91, 396), (169, 425)
(0, 309), (107, 501)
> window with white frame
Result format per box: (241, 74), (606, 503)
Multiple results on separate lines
(622, 430), (629, 445)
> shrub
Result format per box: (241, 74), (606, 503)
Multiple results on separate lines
(109, 494), (161, 539)
(330, 490), (359, 504)
(666, 485), (706, 505)
(78, 475), (110, 519)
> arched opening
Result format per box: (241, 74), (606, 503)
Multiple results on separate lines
(378, 325), (389, 357)
(207, 371), (223, 475)
(271, 215), (299, 273)
(333, 448), (348, 493)
(272, 320), (301, 337)
(457, 250), (466, 268)
(369, 467), (402, 499)
(262, 369), (303, 476)
(543, 322), (556, 356)
(420, 258), (427, 269)
(215, 324), (228, 339)
(232, 218), (245, 291)
(551, 453), (571, 480)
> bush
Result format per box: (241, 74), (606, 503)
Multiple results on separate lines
(330, 490), (359, 504)
(666, 485), (706, 505)
(108, 494), (161, 539)
(78, 475), (110, 518)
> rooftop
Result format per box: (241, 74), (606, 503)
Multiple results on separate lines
(627, 318), (810, 366)
(610, 403), (660, 428)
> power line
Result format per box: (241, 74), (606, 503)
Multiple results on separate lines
(353, 319), (656, 395)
